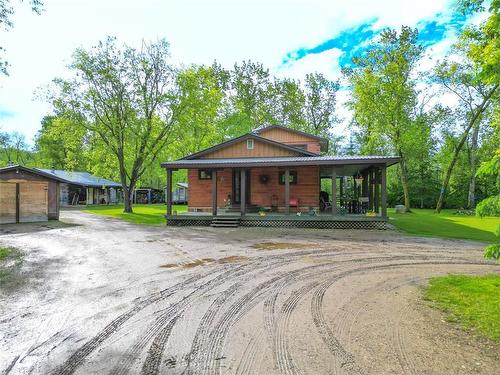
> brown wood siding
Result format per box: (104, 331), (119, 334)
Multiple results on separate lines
(0, 169), (60, 221)
(201, 139), (301, 159)
(258, 128), (321, 154)
(0, 182), (17, 224)
(19, 181), (48, 222)
(187, 166), (319, 211)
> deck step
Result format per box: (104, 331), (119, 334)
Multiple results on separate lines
(210, 216), (241, 228)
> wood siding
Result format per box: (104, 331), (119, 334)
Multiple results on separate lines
(258, 128), (321, 154)
(19, 182), (48, 222)
(201, 139), (301, 159)
(0, 182), (17, 224)
(187, 166), (320, 211)
(0, 169), (60, 221)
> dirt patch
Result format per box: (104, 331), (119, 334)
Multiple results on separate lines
(217, 255), (249, 264)
(252, 242), (317, 251)
(161, 256), (248, 269)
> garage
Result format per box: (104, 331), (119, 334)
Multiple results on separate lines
(0, 165), (63, 223)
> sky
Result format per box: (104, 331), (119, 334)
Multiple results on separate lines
(0, 0), (480, 143)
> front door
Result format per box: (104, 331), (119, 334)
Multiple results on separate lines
(232, 170), (250, 205)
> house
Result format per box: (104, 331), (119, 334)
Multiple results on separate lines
(34, 168), (122, 206)
(172, 182), (188, 204)
(161, 125), (399, 228)
(0, 165), (65, 223)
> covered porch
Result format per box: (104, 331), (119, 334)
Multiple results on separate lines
(162, 156), (399, 228)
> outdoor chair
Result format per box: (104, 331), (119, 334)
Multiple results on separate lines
(289, 198), (299, 210)
(320, 196), (332, 211)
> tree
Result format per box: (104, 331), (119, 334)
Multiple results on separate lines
(346, 27), (428, 211)
(303, 72), (340, 138)
(1, 0), (44, 75)
(49, 37), (181, 213)
(34, 115), (88, 170)
(433, 51), (498, 213)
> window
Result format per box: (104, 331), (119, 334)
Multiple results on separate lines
(198, 169), (212, 180)
(292, 144), (308, 151)
(279, 170), (297, 185)
(246, 139), (254, 150)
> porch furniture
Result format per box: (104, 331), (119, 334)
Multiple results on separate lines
(320, 196), (332, 212)
(289, 198), (299, 210)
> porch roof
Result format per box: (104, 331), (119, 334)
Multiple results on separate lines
(161, 155), (400, 169)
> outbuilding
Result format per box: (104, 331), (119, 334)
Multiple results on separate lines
(0, 165), (65, 223)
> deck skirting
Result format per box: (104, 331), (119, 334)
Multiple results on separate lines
(165, 215), (388, 229)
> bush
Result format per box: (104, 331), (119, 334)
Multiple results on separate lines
(476, 195), (500, 217)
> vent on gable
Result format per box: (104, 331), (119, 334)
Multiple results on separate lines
(246, 139), (254, 150)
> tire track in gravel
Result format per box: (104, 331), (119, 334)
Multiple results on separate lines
(183, 283), (241, 375)
(393, 303), (419, 375)
(51, 272), (209, 375)
(140, 314), (180, 375)
(52, 249), (346, 375)
(310, 260), (490, 375)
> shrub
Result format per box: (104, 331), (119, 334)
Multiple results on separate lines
(476, 195), (500, 217)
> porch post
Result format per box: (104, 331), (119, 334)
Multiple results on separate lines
(381, 165), (387, 218)
(368, 169), (373, 212)
(240, 169), (246, 216)
(284, 168), (290, 215)
(212, 169), (218, 216)
(166, 169), (172, 216)
(374, 168), (380, 214)
(331, 168), (337, 215)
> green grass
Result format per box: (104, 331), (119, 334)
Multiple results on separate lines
(84, 203), (187, 225)
(424, 274), (500, 342)
(0, 246), (23, 282)
(389, 208), (499, 242)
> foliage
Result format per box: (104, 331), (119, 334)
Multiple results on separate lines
(388, 208), (498, 242)
(424, 274), (500, 342)
(476, 195), (500, 217)
(346, 26), (432, 211)
(50, 37), (180, 213)
(84, 203), (187, 225)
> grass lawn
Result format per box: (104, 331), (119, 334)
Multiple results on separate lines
(424, 274), (500, 342)
(84, 203), (187, 225)
(389, 208), (499, 243)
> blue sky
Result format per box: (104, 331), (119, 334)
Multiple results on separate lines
(0, 0), (481, 142)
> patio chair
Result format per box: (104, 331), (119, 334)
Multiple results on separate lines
(320, 196), (332, 211)
(289, 197), (299, 210)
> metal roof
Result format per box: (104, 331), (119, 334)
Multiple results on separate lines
(0, 165), (68, 182)
(162, 155), (400, 169)
(34, 168), (122, 187)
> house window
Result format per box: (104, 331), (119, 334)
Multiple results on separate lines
(292, 144), (308, 151)
(246, 139), (254, 150)
(279, 170), (297, 185)
(198, 169), (212, 180)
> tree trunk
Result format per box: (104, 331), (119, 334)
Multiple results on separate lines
(435, 84), (498, 213)
(399, 155), (412, 212)
(467, 124), (479, 208)
(123, 187), (133, 213)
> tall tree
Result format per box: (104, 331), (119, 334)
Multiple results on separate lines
(49, 37), (181, 213)
(346, 27), (427, 211)
(303, 72), (340, 138)
(433, 56), (498, 212)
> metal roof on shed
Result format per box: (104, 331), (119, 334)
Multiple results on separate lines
(35, 168), (122, 187)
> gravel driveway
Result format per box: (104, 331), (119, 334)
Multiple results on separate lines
(0, 210), (499, 374)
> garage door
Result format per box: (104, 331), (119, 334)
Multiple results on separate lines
(0, 182), (17, 224)
(19, 182), (48, 222)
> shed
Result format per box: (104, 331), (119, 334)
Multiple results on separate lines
(0, 165), (66, 223)
(172, 182), (188, 204)
(34, 168), (122, 206)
